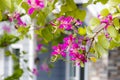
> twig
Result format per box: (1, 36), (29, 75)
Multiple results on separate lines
(86, 24), (106, 56)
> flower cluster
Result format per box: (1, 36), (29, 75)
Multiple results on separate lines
(9, 12), (26, 27)
(27, 0), (44, 15)
(52, 44), (66, 57)
(51, 16), (82, 30)
(52, 35), (89, 65)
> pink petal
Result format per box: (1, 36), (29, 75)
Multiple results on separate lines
(28, 7), (35, 15)
(39, 2), (44, 8)
(27, 0), (31, 4)
(35, 0), (40, 5)
(2, 26), (11, 33)
(32, 68), (38, 76)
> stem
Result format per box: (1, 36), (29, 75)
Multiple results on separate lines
(86, 25), (105, 56)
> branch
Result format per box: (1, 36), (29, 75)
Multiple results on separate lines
(86, 23), (106, 56)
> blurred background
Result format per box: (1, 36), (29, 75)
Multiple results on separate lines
(0, 0), (119, 80)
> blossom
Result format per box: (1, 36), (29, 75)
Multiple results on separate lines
(69, 43), (79, 55)
(27, 0), (44, 14)
(36, 44), (42, 51)
(63, 35), (75, 47)
(9, 12), (26, 26)
(2, 25), (11, 33)
(51, 16), (82, 31)
(52, 44), (66, 57)
(70, 52), (87, 65)
(40, 62), (50, 72)
(57, 16), (74, 30)
(51, 34), (88, 65)
(100, 14), (113, 29)
(32, 68), (38, 76)
(14, 13), (26, 26)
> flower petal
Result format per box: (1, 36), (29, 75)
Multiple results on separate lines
(28, 7), (35, 15)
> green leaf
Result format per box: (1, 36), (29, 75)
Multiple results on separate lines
(52, 33), (65, 46)
(94, 0), (108, 4)
(30, 10), (38, 19)
(5, 0), (11, 9)
(86, 26), (94, 37)
(11, 54), (18, 61)
(108, 0), (120, 7)
(83, 0), (93, 7)
(66, 9), (86, 21)
(89, 18), (100, 30)
(5, 69), (23, 80)
(113, 13), (120, 18)
(17, 27), (30, 39)
(37, 11), (46, 26)
(80, 61), (84, 67)
(107, 26), (118, 38)
(0, 32), (19, 48)
(0, 0), (11, 11)
(98, 34), (110, 49)
(12, 69), (23, 79)
(21, 2), (30, 13)
(117, 5), (120, 12)
(94, 43), (108, 58)
(90, 17), (100, 26)
(78, 27), (86, 35)
(109, 40), (120, 49)
(5, 50), (12, 56)
(52, 0), (59, 9)
(40, 47), (48, 53)
(0, 10), (2, 21)
(60, 0), (77, 13)
(40, 26), (53, 43)
(100, 8), (109, 17)
(113, 18), (120, 30)
(114, 34), (120, 43)
(48, 63), (54, 69)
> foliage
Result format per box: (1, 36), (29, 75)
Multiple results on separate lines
(0, 32), (19, 48)
(0, 0), (120, 79)
(4, 50), (23, 80)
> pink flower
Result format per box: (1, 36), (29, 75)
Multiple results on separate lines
(40, 62), (50, 72)
(36, 44), (42, 51)
(63, 35), (75, 47)
(100, 14), (113, 29)
(57, 16), (74, 30)
(32, 68), (38, 76)
(70, 53), (87, 65)
(27, 0), (44, 15)
(2, 25), (11, 33)
(9, 12), (26, 26)
(28, 7), (35, 15)
(14, 12), (26, 26)
(52, 44), (66, 57)
(51, 16), (82, 31)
